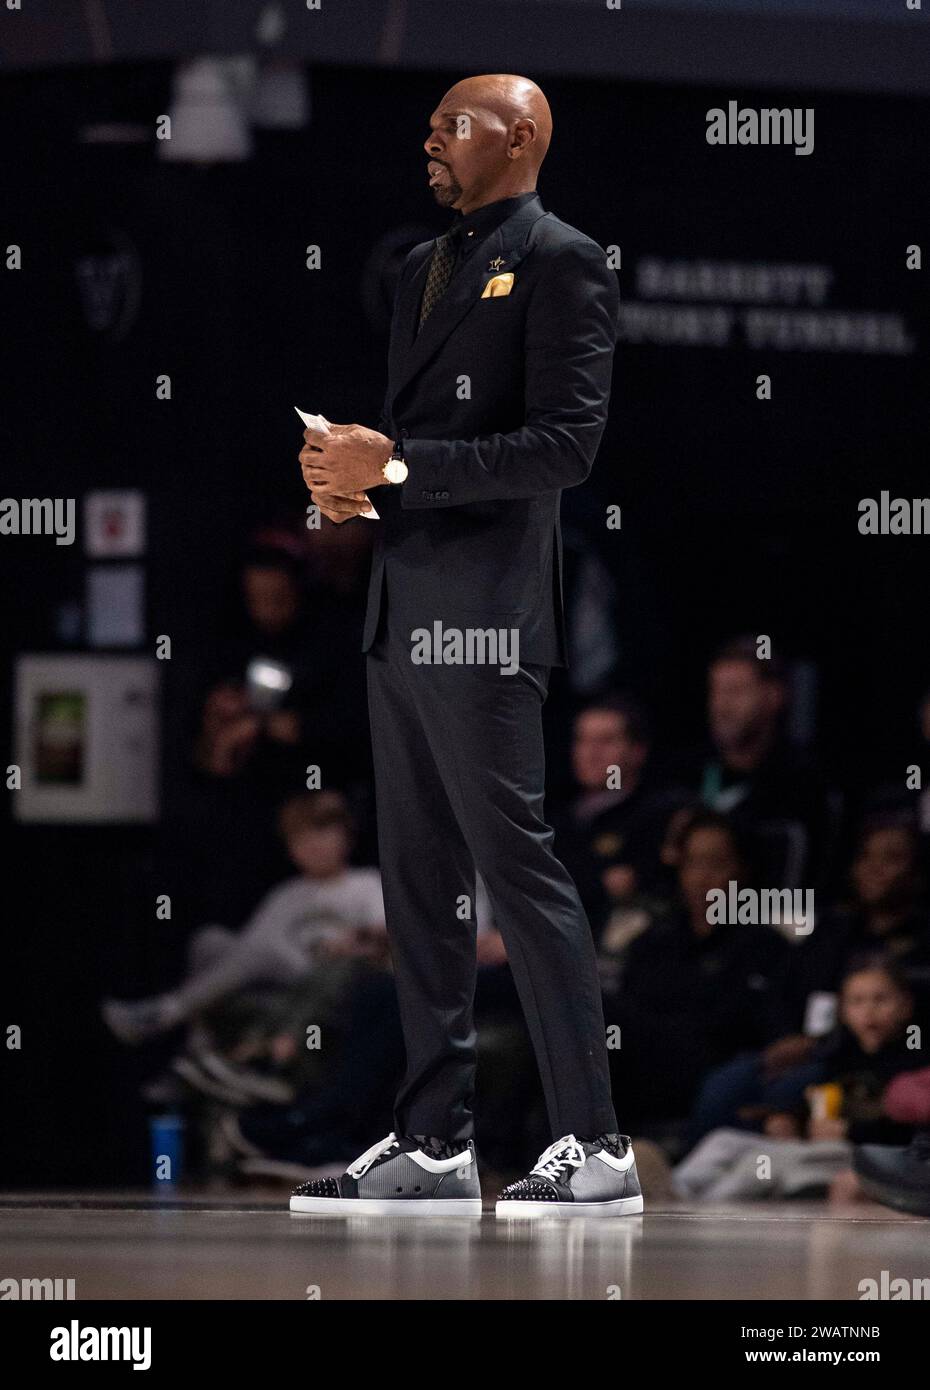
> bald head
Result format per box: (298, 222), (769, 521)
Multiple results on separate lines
(444, 75), (553, 168)
(424, 74), (552, 215)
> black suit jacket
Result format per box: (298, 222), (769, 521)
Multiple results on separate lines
(364, 193), (620, 666)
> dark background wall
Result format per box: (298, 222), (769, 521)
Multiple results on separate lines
(1, 55), (927, 1182)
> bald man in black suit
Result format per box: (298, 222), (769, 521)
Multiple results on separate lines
(294, 75), (643, 1219)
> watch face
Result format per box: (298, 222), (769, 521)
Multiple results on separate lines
(384, 458), (408, 484)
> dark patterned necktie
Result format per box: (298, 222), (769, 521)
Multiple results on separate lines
(417, 229), (459, 331)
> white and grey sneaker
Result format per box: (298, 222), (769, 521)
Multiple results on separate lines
(496, 1133), (643, 1217)
(290, 1132), (482, 1216)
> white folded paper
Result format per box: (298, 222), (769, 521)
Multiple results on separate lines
(294, 406), (379, 519)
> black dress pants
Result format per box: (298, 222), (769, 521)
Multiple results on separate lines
(366, 597), (617, 1143)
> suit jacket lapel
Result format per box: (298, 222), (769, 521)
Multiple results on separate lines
(388, 195), (549, 412)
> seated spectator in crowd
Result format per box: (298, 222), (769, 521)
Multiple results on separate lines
(193, 545), (312, 781)
(102, 792), (385, 1059)
(180, 543), (324, 921)
(850, 687), (930, 886)
(603, 810), (791, 1139)
(179, 537), (372, 922)
(671, 638), (836, 889)
(550, 694), (678, 938)
(786, 815), (930, 1044)
(688, 820), (930, 1140)
(673, 960), (923, 1201)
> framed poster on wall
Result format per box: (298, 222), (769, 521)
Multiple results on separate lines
(12, 655), (160, 823)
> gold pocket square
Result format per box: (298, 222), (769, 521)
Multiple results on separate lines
(480, 272), (514, 298)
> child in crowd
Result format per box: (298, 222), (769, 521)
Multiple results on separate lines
(102, 791), (385, 1051)
(671, 959), (922, 1201)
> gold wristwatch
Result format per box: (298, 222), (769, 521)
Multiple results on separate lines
(382, 437), (408, 485)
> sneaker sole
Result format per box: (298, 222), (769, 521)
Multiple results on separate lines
(495, 1195), (644, 1218)
(290, 1195), (484, 1216)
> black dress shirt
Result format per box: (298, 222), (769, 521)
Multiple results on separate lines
(449, 192), (539, 276)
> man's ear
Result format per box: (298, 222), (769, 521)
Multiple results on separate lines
(510, 118), (536, 157)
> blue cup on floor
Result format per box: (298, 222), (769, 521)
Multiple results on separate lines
(149, 1112), (185, 1187)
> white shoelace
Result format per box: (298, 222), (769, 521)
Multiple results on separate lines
(347, 1132), (399, 1178)
(531, 1134), (586, 1181)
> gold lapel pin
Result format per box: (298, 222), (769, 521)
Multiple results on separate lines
(488, 256), (506, 271)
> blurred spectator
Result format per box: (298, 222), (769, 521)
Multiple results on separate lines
(603, 810), (791, 1138)
(689, 861), (930, 1142)
(675, 960), (923, 1200)
(786, 815), (930, 1037)
(856, 685), (930, 853)
(194, 544), (316, 781)
(672, 638), (837, 888)
(181, 537), (372, 920)
(102, 792), (385, 1062)
(551, 694), (676, 936)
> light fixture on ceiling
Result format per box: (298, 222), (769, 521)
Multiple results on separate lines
(158, 56), (255, 164)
